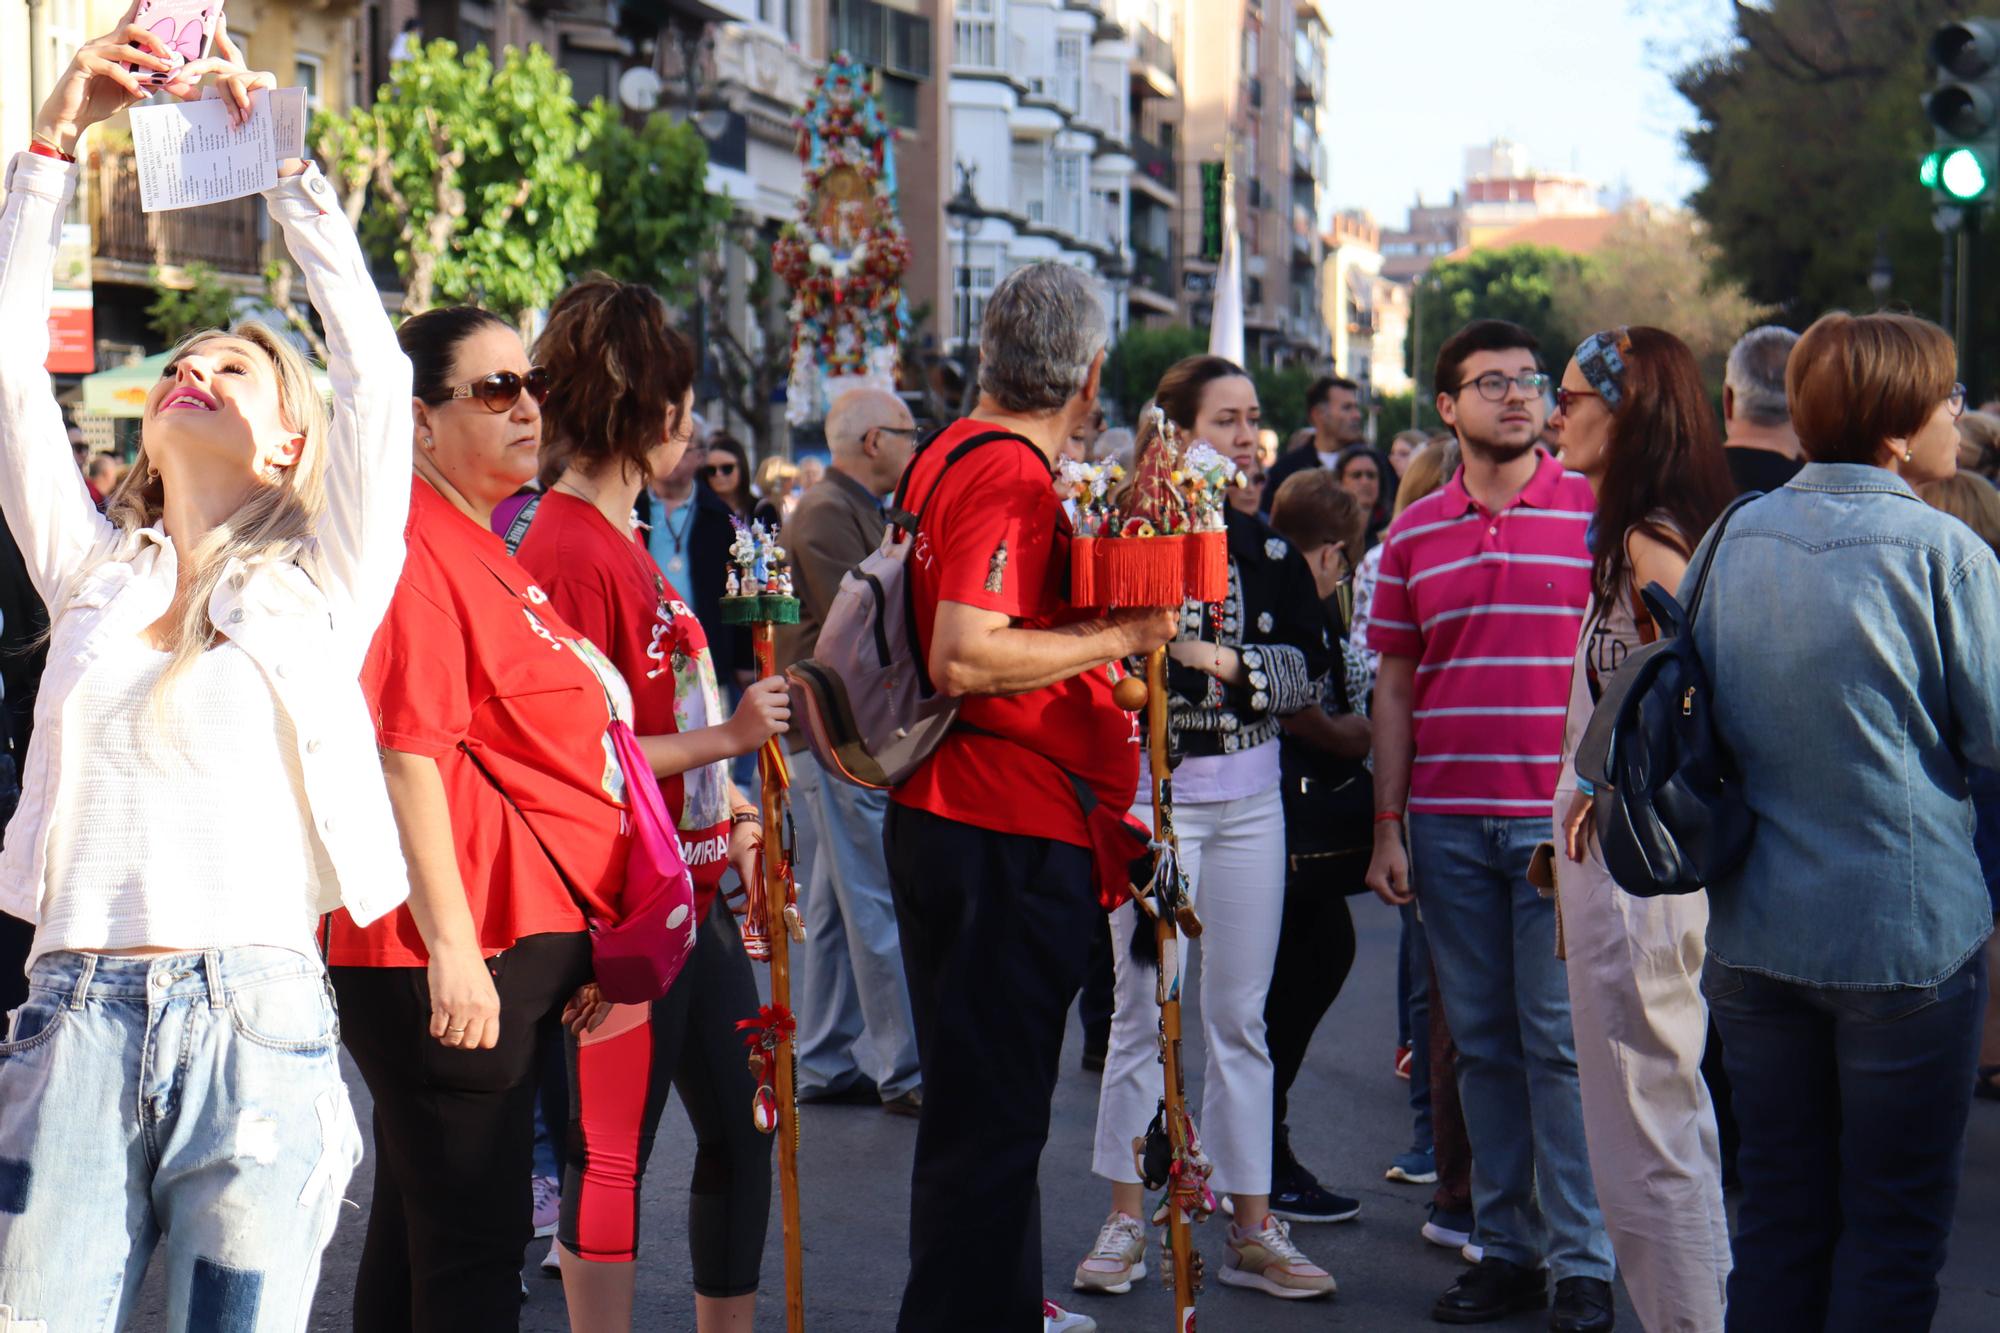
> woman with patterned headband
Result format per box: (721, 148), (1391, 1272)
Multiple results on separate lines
(1548, 326), (1737, 1332)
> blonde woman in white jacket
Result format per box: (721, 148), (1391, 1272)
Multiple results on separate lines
(0, 19), (412, 1331)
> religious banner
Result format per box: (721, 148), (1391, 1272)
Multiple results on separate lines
(771, 53), (911, 426)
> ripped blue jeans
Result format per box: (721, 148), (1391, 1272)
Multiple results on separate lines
(0, 948), (362, 1332)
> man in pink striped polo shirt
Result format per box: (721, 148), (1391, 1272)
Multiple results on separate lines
(1365, 321), (1616, 1332)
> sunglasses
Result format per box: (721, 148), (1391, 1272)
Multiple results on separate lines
(442, 367), (552, 412)
(1951, 382), (1968, 419)
(1554, 387), (1601, 415)
(702, 462), (740, 479)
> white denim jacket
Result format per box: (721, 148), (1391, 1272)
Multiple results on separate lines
(0, 151), (413, 929)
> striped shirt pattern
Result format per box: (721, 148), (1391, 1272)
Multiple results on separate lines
(1367, 450), (1594, 817)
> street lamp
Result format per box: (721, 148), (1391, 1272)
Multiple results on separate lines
(1099, 246), (1131, 416)
(944, 160), (986, 361)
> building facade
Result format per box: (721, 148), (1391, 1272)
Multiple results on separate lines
(1322, 209), (1409, 400)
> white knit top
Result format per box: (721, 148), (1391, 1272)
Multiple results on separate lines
(33, 639), (325, 963)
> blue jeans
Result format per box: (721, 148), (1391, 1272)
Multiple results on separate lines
(794, 752), (921, 1099)
(1704, 953), (1986, 1332)
(0, 948), (361, 1332)
(1410, 813), (1613, 1281)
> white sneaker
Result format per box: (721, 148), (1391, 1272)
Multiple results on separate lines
(1072, 1211), (1148, 1294)
(531, 1174), (561, 1238)
(540, 1236), (562, 1277)
(1218, 1213), (1336, 1299)
(1043, 1298), (1097, 1332)
(1462, 1243), (1483, 1264)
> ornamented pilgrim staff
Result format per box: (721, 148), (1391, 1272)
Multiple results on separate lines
(720, 518), (807, 1333)
(1065, 412), (1240, 1329)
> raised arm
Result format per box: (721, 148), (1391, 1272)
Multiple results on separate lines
(0, 13), (183, 603)
(215, 22), (413, 653)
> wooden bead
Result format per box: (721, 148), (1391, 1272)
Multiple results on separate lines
(1113, 676), (1150, 712)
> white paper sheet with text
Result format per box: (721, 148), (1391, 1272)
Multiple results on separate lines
(130, 88), (309, 213)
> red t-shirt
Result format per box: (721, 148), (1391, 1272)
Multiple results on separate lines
(324, 478), (634, 967)
(513, 492), (734, 922)
(892, 419), (1141, 847)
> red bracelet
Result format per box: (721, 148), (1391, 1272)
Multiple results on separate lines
(27, 140), (75, 163)
(1374, 811), (1405, 825)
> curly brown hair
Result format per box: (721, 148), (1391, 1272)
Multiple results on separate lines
(533, 275), (695, 488)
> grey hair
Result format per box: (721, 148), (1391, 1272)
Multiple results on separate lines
(977, 262), (1109, 414)
(825, 387), (909, 458)
(1725, 325), (1800, 428)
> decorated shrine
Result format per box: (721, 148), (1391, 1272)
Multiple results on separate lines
(770, 53), (912, 426)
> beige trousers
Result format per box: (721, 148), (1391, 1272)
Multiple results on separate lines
(1553, 792), (1731, 1333)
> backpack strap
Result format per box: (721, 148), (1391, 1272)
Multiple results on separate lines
(893, 427), (1045, 697)
(502, 492), (544, 556)
(1679, 492), (1760, 628)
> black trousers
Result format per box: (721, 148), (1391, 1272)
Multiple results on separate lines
(332, 930), (593, 1333)
(1265, 853), (1363, 1132)
(887, 805), (1099, 1333)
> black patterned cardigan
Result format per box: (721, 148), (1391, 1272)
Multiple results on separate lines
(1162, 506), (1333, 760)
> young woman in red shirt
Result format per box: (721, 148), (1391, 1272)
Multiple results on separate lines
(324, 304), (785, 1332)
(516, 277), (785, 1333)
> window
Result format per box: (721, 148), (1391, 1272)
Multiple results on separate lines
(830, 0), (932, 81)
(758, 0), (796, 37)
(1055, 35), (1084, 112)
(1012, 142), (1048, 222)
(953, 248), (1001, 342)
(1055, 152), (1086, 236)
(294, 54), (323, 114)
(955, 0), (998, 69)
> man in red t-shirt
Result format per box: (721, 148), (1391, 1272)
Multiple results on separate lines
(886, 262), (1176, 1332)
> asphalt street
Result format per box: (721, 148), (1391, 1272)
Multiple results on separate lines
(138, 898), (2000, 1331)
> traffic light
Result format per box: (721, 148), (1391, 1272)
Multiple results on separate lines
(1923, 19), (2000, 205)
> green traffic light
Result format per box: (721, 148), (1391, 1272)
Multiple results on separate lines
(1922, 151), (1943, 187)
(1942, 146), (1990, 199)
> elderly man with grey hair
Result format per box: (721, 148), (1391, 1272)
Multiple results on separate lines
(774, 387), (926, 1117)
(885, 262), (1177, 1333)
(1722, 325), (1803, 495)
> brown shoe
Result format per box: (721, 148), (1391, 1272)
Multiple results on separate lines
(883, 1087), (923, 1117)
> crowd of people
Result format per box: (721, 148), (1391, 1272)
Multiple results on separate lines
(0, 25), (1995, 1333)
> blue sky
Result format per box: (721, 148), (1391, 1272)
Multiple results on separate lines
(1324, 0), (1736, 227)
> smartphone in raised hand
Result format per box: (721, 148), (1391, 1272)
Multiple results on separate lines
(127, 0), (225, 88)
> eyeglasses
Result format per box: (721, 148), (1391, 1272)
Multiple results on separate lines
(1951, 382), (1968, 419)
(1454, 371), (1552, 402)
(873, 424), (920, 441)
(702, 462), (740, 479)
(442, 368), (552, 412)
(1554, 387), (1602, 415)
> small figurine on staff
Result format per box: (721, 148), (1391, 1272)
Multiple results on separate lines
(718, 517), (808, 1333)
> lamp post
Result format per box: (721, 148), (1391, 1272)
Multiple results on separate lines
(1100, 245), (1131, 418)
(944, 160), (985, 364)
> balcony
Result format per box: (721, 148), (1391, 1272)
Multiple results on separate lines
(1292, 136), (1315, 179)
(1086, 84), (1128, 143)
(1133, 247), (1173, 294)
(1133, 22), (1177, 92)
(1133, 134), (1175, 190)
(1294, 62), (1322, 104)
(92, 147), (264, 279)
(1247, 77), (1263, 109)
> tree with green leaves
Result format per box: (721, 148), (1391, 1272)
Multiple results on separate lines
(1407, 245), (1589, 395)
(311, 41), (602, 319)
(580, 113), (731, 306)
(146, 264), (237, 344)
(1106, 324), (1206, 418)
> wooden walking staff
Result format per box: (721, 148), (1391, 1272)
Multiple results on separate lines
(1069, 408), (1236, 1331)
(720, 519), (807, 1333)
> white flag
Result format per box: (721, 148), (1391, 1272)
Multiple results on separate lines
(1208, 170), (1245, 366)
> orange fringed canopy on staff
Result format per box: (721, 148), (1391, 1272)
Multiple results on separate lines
(1061, 409), (1236, 608)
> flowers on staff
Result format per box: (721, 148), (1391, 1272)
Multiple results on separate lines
(1055, 456), (1127, 536)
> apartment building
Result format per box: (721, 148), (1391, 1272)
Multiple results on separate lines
(1179, 0), (1331, 367)
(945, 0), (1135, 347)
(1323, 210), (1410, 399)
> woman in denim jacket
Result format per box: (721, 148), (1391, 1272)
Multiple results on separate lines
(0, 23), (411, 1332)
(1691, 312), (2000, 1331)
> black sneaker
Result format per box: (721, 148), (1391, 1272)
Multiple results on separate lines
(1432, 1257), (1548, 1325)
(1549, 1276), (1614, 1333)
(1270, 1179), (1362, 1224)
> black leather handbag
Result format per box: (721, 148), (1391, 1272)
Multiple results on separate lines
(1575, 494), (1758, 897)
(1280, 601), (1374, 885)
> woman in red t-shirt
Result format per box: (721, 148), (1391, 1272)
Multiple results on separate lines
(322, 303), (775, 1331)
(516, 278), (788, 1332)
